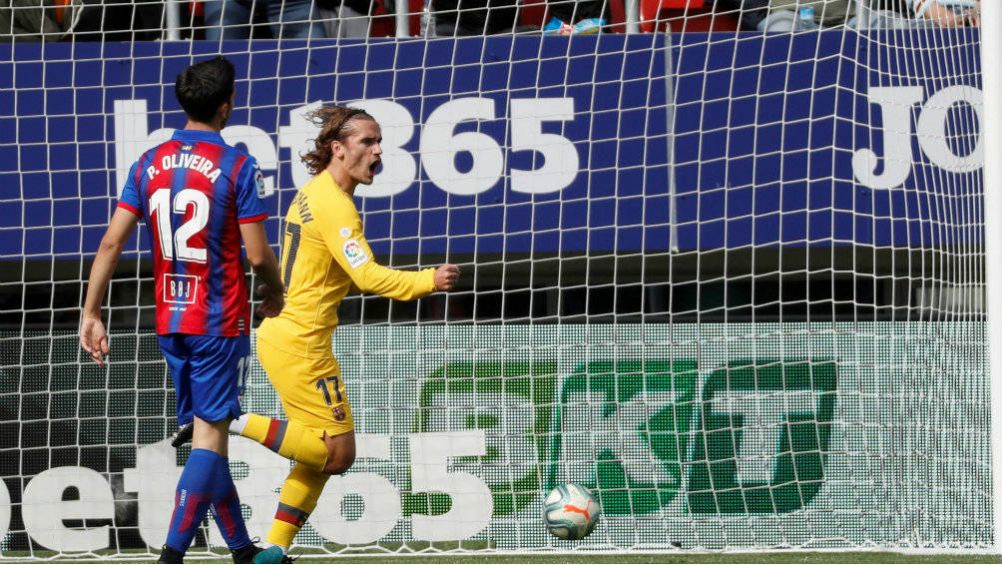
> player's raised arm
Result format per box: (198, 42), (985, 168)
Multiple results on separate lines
(305, 107), (455, 301)
(80, 206), (140, 366)
(318, 214), (439, 300)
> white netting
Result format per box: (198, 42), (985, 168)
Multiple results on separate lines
(0, 0), (991, 558)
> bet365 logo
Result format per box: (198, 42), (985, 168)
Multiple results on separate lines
(415, 359), (835, 516)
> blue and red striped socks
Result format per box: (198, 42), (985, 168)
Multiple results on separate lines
(164, 449), (218, 553)
(210, 456), (251, 551)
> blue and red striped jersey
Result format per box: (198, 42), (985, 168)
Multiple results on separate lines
(117, 129), (268, 337)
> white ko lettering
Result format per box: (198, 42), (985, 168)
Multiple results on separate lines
(852, 85), (983, 189)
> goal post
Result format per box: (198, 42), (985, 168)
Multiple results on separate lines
(980, 0), (1002, 553)
(0, 2), (998, 558)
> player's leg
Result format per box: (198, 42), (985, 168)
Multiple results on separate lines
(270, 432), (354, 545)
(185, 335), (265, 563)
(228, 411), (330, 471)
(253, 432), (354, 564)
(174, 411), (337, 471)
(170, 347), (338, 471)
(158, 335), (223, 564)
(159, 415), (233, 564)
(259, 462), (329, 561)
(250, 343), (356, 563)
(229, 339), (349, 473)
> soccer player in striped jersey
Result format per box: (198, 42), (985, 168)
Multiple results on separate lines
(80, 56), (285, 564)
(222, 106), (459, 563)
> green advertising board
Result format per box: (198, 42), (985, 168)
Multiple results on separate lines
(1, 323), (990, 551)
(248, 322), (984, 549)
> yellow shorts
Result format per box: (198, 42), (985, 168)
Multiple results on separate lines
(256, 338), (354, 436)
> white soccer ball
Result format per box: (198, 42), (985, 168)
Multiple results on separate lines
(542, 483), (601, 540)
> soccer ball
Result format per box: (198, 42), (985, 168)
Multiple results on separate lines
(542, 483), (601, 540)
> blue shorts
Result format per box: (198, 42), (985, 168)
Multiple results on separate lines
(158, 334), (249, 425)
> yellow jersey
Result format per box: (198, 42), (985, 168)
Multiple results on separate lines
(257, 170), (436, 358)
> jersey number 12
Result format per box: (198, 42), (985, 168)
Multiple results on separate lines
(149, 189), (209, 263)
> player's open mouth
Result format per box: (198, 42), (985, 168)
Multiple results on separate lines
(369, 161), (379, 174)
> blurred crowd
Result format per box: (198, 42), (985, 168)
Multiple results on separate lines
(0, 0), (982, 43)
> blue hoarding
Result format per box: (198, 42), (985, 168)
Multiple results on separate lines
(0, 32), (983, 260)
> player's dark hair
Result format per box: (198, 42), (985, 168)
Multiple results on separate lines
(174, 56), (236, 124)
(301, 106), (376, 176)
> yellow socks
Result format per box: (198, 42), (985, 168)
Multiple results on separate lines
(230, 413), (329, 471)
(267, 462), (331, 548)
(229, 415), (333, 547)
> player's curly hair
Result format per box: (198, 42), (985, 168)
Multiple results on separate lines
(301, 106), (376, 177)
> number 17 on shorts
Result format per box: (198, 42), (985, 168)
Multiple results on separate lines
(316, 375), (349, 422)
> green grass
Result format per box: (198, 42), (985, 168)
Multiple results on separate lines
(3, 549), (1000, 564)
(289, 552), (1002, 564)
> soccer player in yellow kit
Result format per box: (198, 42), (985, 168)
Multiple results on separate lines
(229, 106), (460, 563)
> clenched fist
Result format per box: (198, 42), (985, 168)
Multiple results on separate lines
(434, 264), (461, 291)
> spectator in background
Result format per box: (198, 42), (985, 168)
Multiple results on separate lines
(755, 0), (853, 30)
(202, 0), (325, 38)
(912, 0), (979, 26)
(1, 0), (163, 41)
(715, 0), (770, 30)
(2, 0), (166, 41)
(75, 0), (163, 39)
(0, 0), (82, 40)
(542, 0), (607, 34)
(316, 0), (371, 37)
(854, 0), (978, 28)
(431, 0), (520, 35)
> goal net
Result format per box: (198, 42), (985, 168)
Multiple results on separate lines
(0, 0), (993, 557)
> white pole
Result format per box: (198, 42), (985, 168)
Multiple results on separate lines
(396, 0), (410, 37)
(664, 26), (677, 252)
(165, 0), (181, 40)
(625, 0), (639, 34)
(981, 0), (1002, 551)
